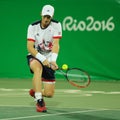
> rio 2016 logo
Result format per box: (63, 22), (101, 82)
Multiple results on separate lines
(62, 16), (115, 31)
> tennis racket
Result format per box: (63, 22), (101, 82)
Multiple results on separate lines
(57, 68), (90, 88)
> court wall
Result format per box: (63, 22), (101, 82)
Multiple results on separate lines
(0, 0), (120, 80)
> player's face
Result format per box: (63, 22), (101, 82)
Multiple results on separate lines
(41, 15), (52, 28)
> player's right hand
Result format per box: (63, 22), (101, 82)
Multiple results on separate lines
(42, 59), (50, 67)
(50, 62), (58, 70)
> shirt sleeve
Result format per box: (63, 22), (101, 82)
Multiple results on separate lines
(53, 22), (62, 39)
(27, 25), (36, 42)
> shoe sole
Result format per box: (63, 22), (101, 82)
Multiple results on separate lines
(36, 109), (47, 112)
(29, 89), (47, 112)
(36, 102), (47, 112)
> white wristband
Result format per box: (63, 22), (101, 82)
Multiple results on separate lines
(35, 53), (46, 62)
(51, 53), (58, 62)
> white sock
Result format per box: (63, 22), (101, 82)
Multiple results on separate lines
(35, 92), (42, 100)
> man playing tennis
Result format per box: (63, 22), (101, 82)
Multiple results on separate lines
(26, 5), (62, 112)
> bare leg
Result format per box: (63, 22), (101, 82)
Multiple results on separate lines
(42, 82), (55, 97)
(30, 60), (43, 97)
(29, 59), (47, 112)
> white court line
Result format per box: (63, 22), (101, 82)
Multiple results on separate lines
(0, 104), (120, 111)
(0, 88), (120, 98)
(0, 109), (107, 120)
(0, 88), (120, 95)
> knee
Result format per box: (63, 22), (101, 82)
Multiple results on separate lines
(30, 60), (42, 73)
(44, 92), (54, 98)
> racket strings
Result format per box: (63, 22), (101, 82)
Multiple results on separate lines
(67, 69), (90, 86)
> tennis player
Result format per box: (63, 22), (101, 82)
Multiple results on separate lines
(26, 5), (62, 112)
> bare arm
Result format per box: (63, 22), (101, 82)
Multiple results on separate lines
(52, 38), (60, 54)
(27, 40), (38, 57)
(50, 38), (60, 70)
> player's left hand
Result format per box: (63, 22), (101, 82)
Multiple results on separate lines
(50, 62), (58, 70)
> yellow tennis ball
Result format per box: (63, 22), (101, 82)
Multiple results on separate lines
(62, 64), (68, 70)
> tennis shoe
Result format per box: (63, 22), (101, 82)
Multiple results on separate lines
(29, 89), (35, 98)
(36, 99), (47, 112)
(29, 89), (46, 105)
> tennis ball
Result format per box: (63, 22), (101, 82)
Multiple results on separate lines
(62, 64), (68, 70)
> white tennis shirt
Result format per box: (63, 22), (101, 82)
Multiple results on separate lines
(27, 20), (62, 59)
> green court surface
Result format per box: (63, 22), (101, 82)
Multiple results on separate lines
(0, 78), (120, 120)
